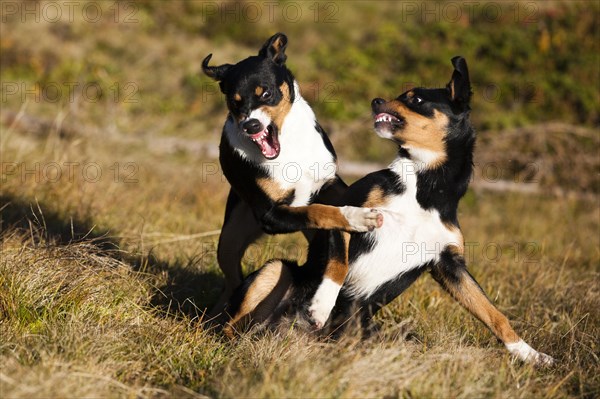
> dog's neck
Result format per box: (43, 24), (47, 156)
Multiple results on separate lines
(280, 81), (317, 130)
(390, 127), (475, 223)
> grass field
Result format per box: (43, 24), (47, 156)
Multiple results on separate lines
(1, 1), (599, 398)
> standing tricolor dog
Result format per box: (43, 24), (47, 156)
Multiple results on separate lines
(223, 56), (554, 366)
(202, 33), (383, 317)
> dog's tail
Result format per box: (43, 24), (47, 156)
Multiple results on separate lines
(223, 259), (297, 337)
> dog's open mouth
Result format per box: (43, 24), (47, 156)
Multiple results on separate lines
(248, 124), (280, 159)
(373, 112), (404, 139)
(374, 112), (402, 128)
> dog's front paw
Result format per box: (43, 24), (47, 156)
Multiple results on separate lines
(535, 351), (555, 366)
(307, 279), (342, 329)
(307, 299), (333, 330)
(506, 340), (555, 367)
(340, 206), (383, 232)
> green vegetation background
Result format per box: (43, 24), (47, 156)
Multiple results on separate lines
(2, 1), (598, 155)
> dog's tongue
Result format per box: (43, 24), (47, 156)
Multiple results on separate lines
(250, 128), (279, 159)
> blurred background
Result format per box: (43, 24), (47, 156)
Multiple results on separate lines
(1, 2), (599, 397)
(2, 0), (598, 187)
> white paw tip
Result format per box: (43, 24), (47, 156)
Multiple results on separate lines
(506, 339), (555, 367)
(307, 304), (329, 330)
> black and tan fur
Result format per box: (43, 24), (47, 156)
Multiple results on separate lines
(222, 57), (554, 366)
(203, 33), (382, 317)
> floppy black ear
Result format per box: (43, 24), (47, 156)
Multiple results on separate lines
(202, 54), (232, 81)
(447, 56), (472, 105)
(258, 33), (288, 65)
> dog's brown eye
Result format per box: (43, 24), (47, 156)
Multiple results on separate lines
(261, 90), (272, 100)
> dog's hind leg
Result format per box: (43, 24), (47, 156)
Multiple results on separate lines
(307, 230), (351, 329)
(430, 248), (554, 366)
(209, 190), (263, 319)
(223, 259), (294, 338)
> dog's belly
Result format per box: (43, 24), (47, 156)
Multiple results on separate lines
(344, 207), (461, 299)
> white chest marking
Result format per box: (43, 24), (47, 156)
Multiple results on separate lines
(224, 82), (336, 207)
(344, 158), (462, 299)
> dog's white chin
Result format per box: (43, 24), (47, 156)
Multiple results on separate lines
(374, 127), (394, 140)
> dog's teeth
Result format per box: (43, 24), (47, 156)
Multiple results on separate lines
(376, 114), (395, 123)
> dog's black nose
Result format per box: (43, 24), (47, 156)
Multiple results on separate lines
(371, 98), (386, 108)
(242, 119), (263, 135)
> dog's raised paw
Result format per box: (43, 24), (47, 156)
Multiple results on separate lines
(341, 206), (383, 232)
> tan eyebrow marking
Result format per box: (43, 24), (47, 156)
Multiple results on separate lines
(272, 36), (284, 52)
(255, 86), (264, 96)
(260, 82), (292, 134)
(234, 93), (242, 101)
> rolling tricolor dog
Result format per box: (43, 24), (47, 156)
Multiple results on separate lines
(222, 57), (554, 366)
(202, 33), (383, 316)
